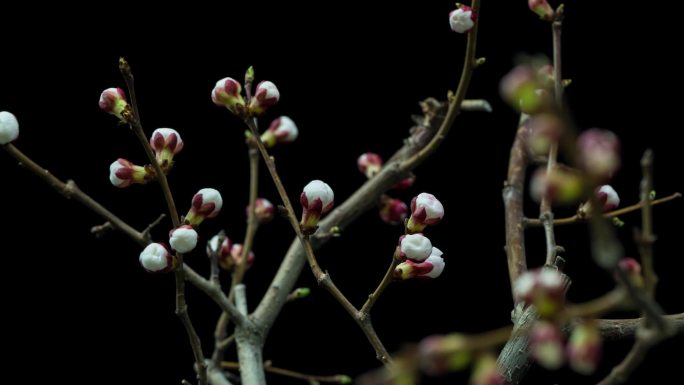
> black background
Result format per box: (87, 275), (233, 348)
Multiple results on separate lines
(1, 1), (682, 384)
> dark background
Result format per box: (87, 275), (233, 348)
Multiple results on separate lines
(1, 1), (682, 384)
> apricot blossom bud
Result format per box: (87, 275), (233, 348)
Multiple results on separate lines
(212, 77), (246, 116)
(150, 128), (184, 168)
(139, 243), (175, 273)
(379, 197), (408, 225)
(394, 247), (445, 280)
(513, 268), (566, 318)
(567, 321), (602, 374)
(418, 333), (471, 375)
(249, 81), (279, 116)
(300, 180), (334, 232)
(392, 175), (416, 190)
(529, 320), (565, 370)
(618, 258), (644, 288)
(217, 243), (255, 271)
(169, 225), (199, 253)
(470, 354), (505, 385)
(529, 0), (555, 21)
(530, 166), (583, 206)
(407, 193), (444, 233)
(99, 87), (128, 120)
(207, 234), (232, 268)
(399, 233), (432, 262)
(260, 116), (298, 148)
(576, 128), (621, 181)
(357, 152), (383, 178)
(449, 6), (475, 34)
(0, 111), (19, 144)
(185, 188), (223, 226)
(247, 198), (275, 224)
(109, 158), (150, 188)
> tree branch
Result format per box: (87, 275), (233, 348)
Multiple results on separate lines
(221, 361), (351, 384)
(598, 313), (684, 341)
(638, 150), (657, 297)
(234, 284), (266, 385)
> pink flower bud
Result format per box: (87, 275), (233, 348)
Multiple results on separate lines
(407, 193), (444, 233)
(249, 80), (280, 116)
(247, 198), (275, 224)
(185, 188), (223, 226)
(400, 233), (432, 262)
(357, 152), (383, 178)
(206, 234), (231, 261)
(514, 268), (566, 318)
(169, 225), (199, 253)
(212, 77), (246, 116)
(596, 185), (620, 211)
(300, 180), (334, 232)
(449, 6), (476, 34)
(139, 243), (176, 273)
(528, 113), (563, 157)
(260, 116), (298, 148)
(0, 111), (19, 144)
(618, 258), (644, 288)
(530, 320), (565, 370)
(150, 128), (184, 168)
(99, 87), (128, 120)
(576, 128), (621, 181)
(530, 166), (583, 206)
(567, 321), (602, 374)
(394, 247), (444, 280)
(392, 175), (416, 190)
(529, 0), (555, 21)
(470, 354), (505, 385)
(418, 334), (471, 375)
(218, 243), (255, 271)
(109, 158), (150, 188)
(379, 197), (408, 225)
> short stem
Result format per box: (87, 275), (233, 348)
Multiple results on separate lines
(360, 258), (398, 315)
(639, 150), (657, 298)
(221, 361), (350, 384)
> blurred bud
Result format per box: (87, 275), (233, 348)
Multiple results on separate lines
(528, 113), (563, 157)
(249, 81), (280, 116)
(206, 233), (231, 260)
(530, 165), (583, 206)
(449, 6), (476, 34)
(150, 128), (184, 168)
(537, 64), (555, 88)
(500, 64), (551, 113)
(418, 334), (471, 375)
(513, 268), (566, 318)
(212, 77), (246, 116)
(470, 354), (505, 385)
(300, 180), (334, 232)
(358, 152), (383, 178)
(185, 188), (223, 226)
(392, 174), (416, 190)
(576, 128), (621, 181)
(99, 87), (128, 120)
(139, 243), (176, 273)
(226, 243), (255, 270)
(0, 111), (19, 144)
(400, 233), (433, 262)
(109, 158), (151, 188)
(379, 197), (408, 225)
(529, 0), (555, 21)
(530, 320), (565, 370)
(394, 247), (445, 280)
(567, 321), (602, 374)
(407, 193), (444, 233)
(260, 116), (298, 148)
(247, 197), (275, 224)
(169, 225), (199, 253)
(617, 258), (644, 288)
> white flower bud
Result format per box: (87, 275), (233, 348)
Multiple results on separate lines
(400, 234), (433, 262)
(150, 128), (184, 167)
(169, 225), (199, 253)
(449, 6), (475, 34)
(109, 158), (149, 188)
(407, 193), (445, 233)
(0, 111), (19, 145)
(139, 243), (175, 273)
(300, 180), (334, 232)
(249, 81), (280, 116)
(186, 188), (223, 226)
(261, 116), (298, 148)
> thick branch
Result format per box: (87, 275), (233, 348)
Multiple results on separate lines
(234, 285), (266, 385)
(599, 313), (684, 341)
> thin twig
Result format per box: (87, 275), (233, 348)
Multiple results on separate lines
(221, 361), (351, 384)
(359, 258), (398, 316)
(638, 150), (657, 297)
(141, 213), (167, 240)
(119, 58), (206, 385)
(523, 193), (681, 227)
(245, 118), (394, 367)
(399, 0), (481, 172)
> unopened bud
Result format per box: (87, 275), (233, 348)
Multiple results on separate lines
(150, 128), (184, 169)
(212, 77), (246, 116)
(99, 87), (128, 120)
(567, 321), (602, 375)
(449, 6), (476, 34)
(576, 128), (621, 181)
(260, 116), (298, 148)
(529, 0), (555, 21)
(394, 247), (445, 279)
(407, 193), (444, 233)
(247, 198), (275, 224)
(300, 180), (334, 232)
(185, 188), (223, 226)
(249, 81), (280, 116)
(169, 225), (199, 253)
(139, 243), (176, 273)
(357, 152), (383, 178)
(529, 320), (564, 370)
(109, 158), (151, 188)
(0, 111), (19, 144)
(379, 197), (408, 225)
(513, 268), (566, 318)
(399, 233), (433, 262)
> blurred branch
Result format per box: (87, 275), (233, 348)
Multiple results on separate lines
(638, 150), (657, 297)
(221, 361), (351, 384)
(524, 193), (681, 227)
(599, 313), (684, 341)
